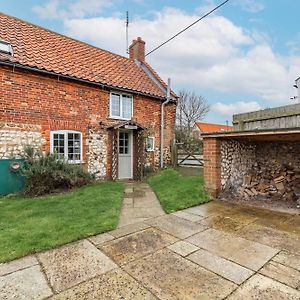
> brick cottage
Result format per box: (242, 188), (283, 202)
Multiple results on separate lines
(0, 13), (177, 180)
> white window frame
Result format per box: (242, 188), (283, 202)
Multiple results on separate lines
(50, 130), (83, 164)
(109, 92), (133, 120)
(0, 40), (13, 56)
(146, 137), (155, 152)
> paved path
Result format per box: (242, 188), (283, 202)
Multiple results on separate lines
(1, 199), (300, 299)
(118, 182), (165, 227)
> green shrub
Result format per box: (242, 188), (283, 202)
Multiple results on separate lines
(144, 165), (154, 177)
(22, 147), (93, 196)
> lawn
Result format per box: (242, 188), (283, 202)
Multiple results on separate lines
(0, 182), (124, 263)
(148, 168), (209, 213)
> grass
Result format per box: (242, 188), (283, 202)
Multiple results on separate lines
(175, 166), (203, 177)
(148, 168), (209, 213)
(0, 182), (124, 263)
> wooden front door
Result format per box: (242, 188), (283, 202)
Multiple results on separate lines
(118, 130), (133, 179)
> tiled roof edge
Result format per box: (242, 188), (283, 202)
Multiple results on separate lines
(0, 60), (166, 100)
(140, 61), (178, 100)
(0, 12), (130, 62)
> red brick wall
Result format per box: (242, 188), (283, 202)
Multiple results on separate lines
(203, 137), (221, 197)
(129, 37), (145, 62)
(0, 65), (176, 177)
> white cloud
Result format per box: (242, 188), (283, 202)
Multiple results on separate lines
(62, 7), (300, 105)
(196, 0), (218, 14)
(197, 0), (264, 14)
(212, 101), (263, 117)
(233, 0), (264, 13)
(32, 0), (60, 19)
(32, 0), (112, 19)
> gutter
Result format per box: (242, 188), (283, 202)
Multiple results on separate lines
(0, 60), (167, 101)
(201, 127), (300, 139)
(160, 78), (171, 168)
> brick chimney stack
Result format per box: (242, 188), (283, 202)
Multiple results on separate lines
(129, 37), (145, 62)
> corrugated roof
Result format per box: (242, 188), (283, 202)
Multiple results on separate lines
(196, 122), (233, 133)
(0, 13), (172, 99)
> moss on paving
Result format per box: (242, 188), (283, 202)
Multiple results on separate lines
(0, 182), (124, 263)
(148, 168), (209, 214)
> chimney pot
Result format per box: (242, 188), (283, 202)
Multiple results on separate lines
(129, 37), (145, 62)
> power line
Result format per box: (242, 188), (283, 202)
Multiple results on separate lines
(145, 0), (230, 57)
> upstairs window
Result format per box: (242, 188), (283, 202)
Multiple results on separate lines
(0, 41), (13, 56)
(50, 130), (82, 163)
(110, 93), (133, 120)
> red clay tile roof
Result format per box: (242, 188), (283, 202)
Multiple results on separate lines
(195, 122), (233, 133)
(0, 13), (171, 99)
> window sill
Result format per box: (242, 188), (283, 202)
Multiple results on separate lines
(68, 160), (85, 165)
(109, 116), (132, 121)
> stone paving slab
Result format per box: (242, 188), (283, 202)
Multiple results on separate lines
(273, 251), (300, 271)
(1, 200), (300, 299)
(199, 213), (256, 233)
(118, 183), (165, 228)
(146, 214), (207, 239)
(259, 260), (300, 289)
(0, 265), (53, 300)
(124, 187), (134, 194)
(0, 255), (38, 276)
(238, 223), (300, 254)
(172, 210), (204, 222)
(124, 249), (237, 300)
(227, 274), (300, 300)
(123, 207), (165, 218)
(253, 214), (300, 234)
(50, 268), (158, 300)
(167, 241), (199, 257)
(37, 239), (117, 293)
(232, 205), (292, 220)
(100, 227), (177, 265)
(109, 222), (150, 238)
(118, 216), (149, 227)
(284, 215), (300, 232)
(186, 228), (279, 271)
(133, 195), (161, 207)
(88, 232), (115, 246)
(122, 197), (134, 207)
(183, 201), (235, 217)
(188, 248), (254, 284)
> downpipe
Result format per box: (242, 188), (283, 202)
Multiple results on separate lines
(160, 78), (171, 168)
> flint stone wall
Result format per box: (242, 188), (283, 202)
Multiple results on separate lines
(221, 139), (300, 192)
(145, 146), (172, 170)
(0, 122), (45, 159)
(221, 140), (256, 190)
(87, 129), (107, 179)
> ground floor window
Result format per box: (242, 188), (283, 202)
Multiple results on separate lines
(146, 137), (155, 151)
(50, 130), (82, 163)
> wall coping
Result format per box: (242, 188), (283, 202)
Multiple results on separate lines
(202, 127), (300, 140)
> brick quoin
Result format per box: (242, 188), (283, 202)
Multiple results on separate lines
(0, 65), (176, 178)
(203, 137), (221, 197)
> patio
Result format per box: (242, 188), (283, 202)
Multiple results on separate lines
(0, 198), (299, 299)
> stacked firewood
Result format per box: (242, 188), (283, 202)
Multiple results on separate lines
(237, 167), (300, 202)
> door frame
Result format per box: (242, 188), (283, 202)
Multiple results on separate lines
(118, 129), (133, 179)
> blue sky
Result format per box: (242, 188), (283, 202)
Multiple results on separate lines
(1, 0), (300, 124)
